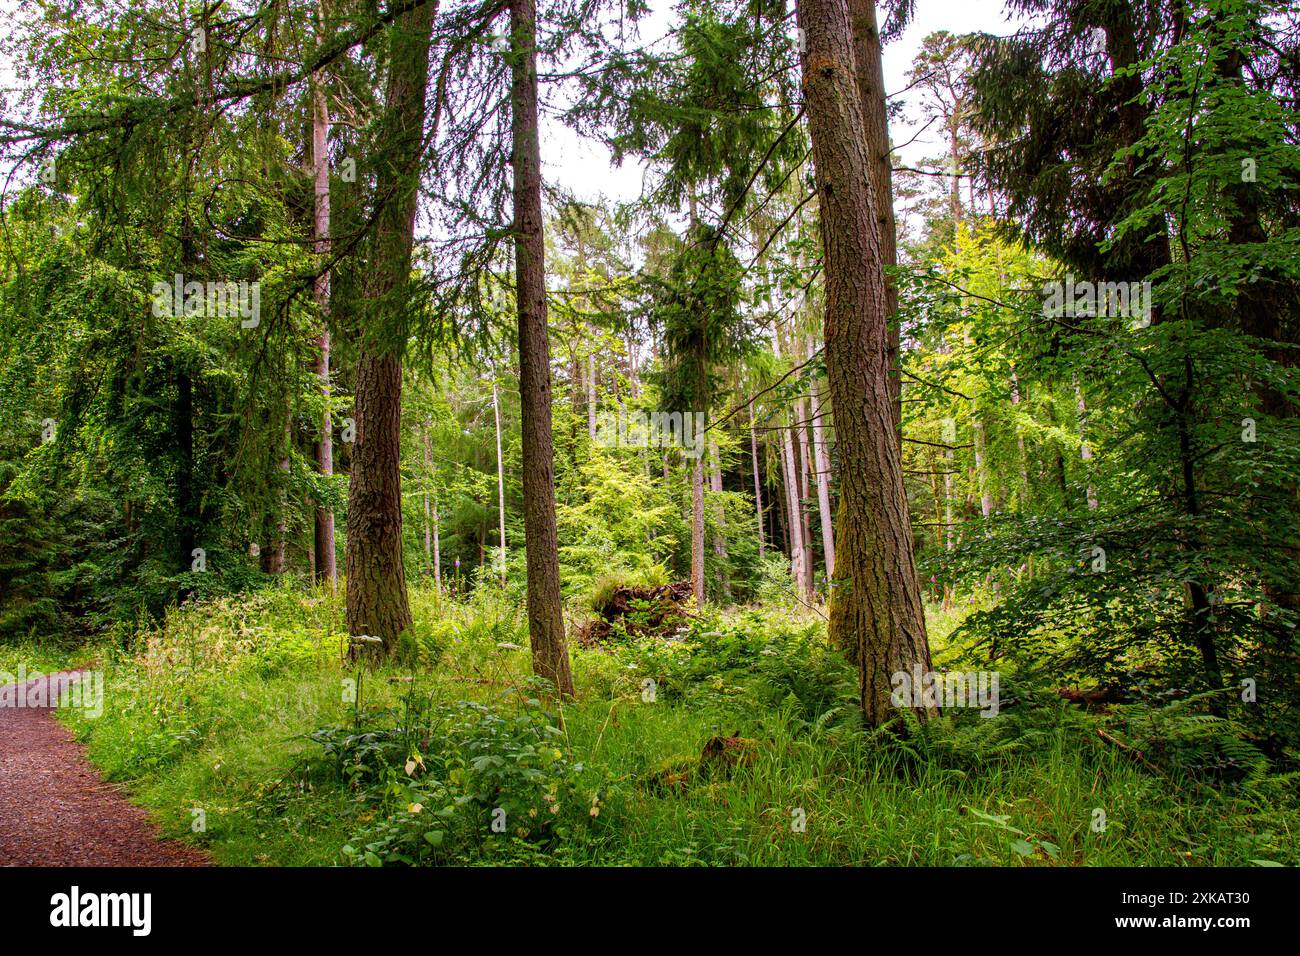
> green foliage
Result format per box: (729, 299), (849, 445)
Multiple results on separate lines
(56, 586), (1300, 867)
(557, 450), (674, 594)
(329, 692), (595, 866)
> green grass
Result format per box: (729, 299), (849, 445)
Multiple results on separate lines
(0, 634), (88, 681)
(50, 585), (1299, 867)
(0, 638), (77, 679)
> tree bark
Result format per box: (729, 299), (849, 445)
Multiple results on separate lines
(847, 0), (901, 442)
(421, 421), (437, 589)
(774, 326), (813, 601)
(511, 0), (574, 696)
(811, 372), (836, 578)
(778, 401), (807, 599)
(749, 402), (766, 559)
(311, 22), (337, 588)
(798, 0), (933, 725)
(691, 454), (706, 604)
(432, 493), (441, 593)
(586, 350), (597, 441)
(345, 0), (437, 655)
(793, 367), (815, 589)
(709, 439), (726, 553)
(492, 376), (507, 586)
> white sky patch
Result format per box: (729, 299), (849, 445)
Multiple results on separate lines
(538, 0), (1031, 208)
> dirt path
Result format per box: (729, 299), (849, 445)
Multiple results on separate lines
(0, 670), (210, 867)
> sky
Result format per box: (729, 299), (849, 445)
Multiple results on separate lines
(538, 0), (1032, 209)
(0, 0), (1032, 220)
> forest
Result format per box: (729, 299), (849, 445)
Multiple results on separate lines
(0, 0), (1297, 878)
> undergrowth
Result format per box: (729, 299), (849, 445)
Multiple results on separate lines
(46, 584), (1298, 867)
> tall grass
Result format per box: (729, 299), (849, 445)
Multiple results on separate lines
(52, 585), (1297, 867)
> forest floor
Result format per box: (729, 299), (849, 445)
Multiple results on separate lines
(3, 585), (1295, 867)
(0, 670), (209, 867)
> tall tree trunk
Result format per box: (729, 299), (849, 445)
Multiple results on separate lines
(311, 30), (337, 588)
(492, 376), (507, 586)
(709, 438), (726, 555)
(586, 350), (597, 441)
(345, 0), (436, 655)
(348, 352), (412, 650)
(421, 421), (438, 590)
(778, 405), (807, 599)
(691, 454), (706, 605)
(948, 124), (964, 228)
(798, 0), (933, 725)
(1175, 358), (1225, 709)
(793, 369), (815, 590)
(749, 402), (766, 559)
(942, 438), (955, 610)
(774, 329), (811, 600)
(510, 0), (574, 697)
(709, 438), (728, 599)
(432, 494), (441, 594)
(811, 373), (836, 578)
(175, 8), (205, 590)
(847, 0), (901, 442)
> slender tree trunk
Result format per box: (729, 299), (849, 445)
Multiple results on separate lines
(948, 122), (964, 228)
(775, 327), (813, 601)
(811, 373), (836, 578)
(511, 0), (574, 696)
(175, 11), (204, 590)
(432, 494), (441, 594)
(749, 402), (766, 559)
(691, 454), (706, 604)
(709, 439), (726, 554)
(778, 405), (807, 599)
(942, 439), (955, 609)
(798, 0), (933, 724)
(422, 470), (432, 573)
(773, 458), (790, 559)
(1174, 359), (1225, 710)
(311, 32), (336, 588)
(586, 351), (597, 441)
(709, 438), (728, 598)
(492, 376), (507, 586)
(421, 422), (435, 586)
(569, 349), (582, 443)
(345, 0), (436, 655)
(793, 377), (815, 588)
